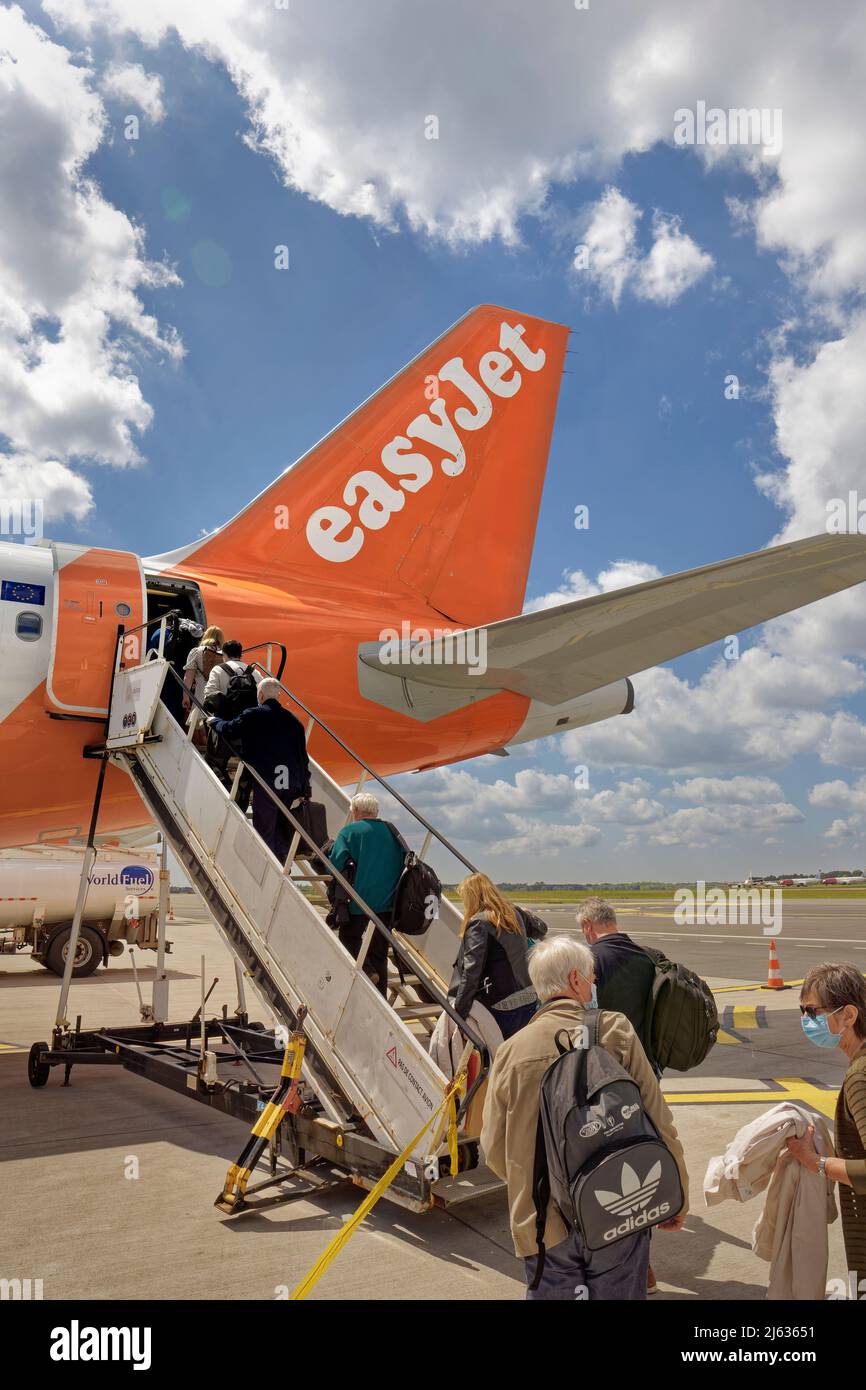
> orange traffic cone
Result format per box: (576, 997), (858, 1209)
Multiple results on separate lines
(762, 938), (788, 990)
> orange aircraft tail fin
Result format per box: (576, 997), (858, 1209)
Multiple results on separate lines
(169, 305), (569, 626)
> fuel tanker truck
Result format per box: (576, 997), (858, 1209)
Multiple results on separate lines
(0, 846), (165, 976)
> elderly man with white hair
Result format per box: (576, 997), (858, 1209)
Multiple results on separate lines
(329, 792), (405, 996)
(208, 677), (311, 860)
(481, 933), (689, 1301)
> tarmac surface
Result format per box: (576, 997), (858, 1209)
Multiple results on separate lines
(0, 894), (861, 1301)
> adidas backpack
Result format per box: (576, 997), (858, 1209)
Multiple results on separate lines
(530, 1012), (683, 1284)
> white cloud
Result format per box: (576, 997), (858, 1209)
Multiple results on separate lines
(496, 816), (601, 857)
(640, 797), (804, 849)
(580, 774), (805, 849)
(525, 559), (663, 613)
(580, 778), (665, 825)
(668, 775), (786, 805)
(564, 642), (863, 776)
(809, 775), (866, 843)
(575, 189), (711, 306)
(817, 713), (866, 769)
(391, 763), (604, 859)
(0, 451), (93, 521)
(633, 212), (713, 304)
(39, 0), (866, 296)
(100, 61), (165, 122)
(576, 186), (639, 306)
(758, 315), (866, 544)
(0, 6), (180, 520)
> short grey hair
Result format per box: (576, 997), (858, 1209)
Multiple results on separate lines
(577, 895), (617, 929)
(257, 678), (283, 704)
(529, 936), (594, 1001)
(350, 791), (379, 819)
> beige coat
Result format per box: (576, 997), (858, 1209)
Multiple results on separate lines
(428, 1000), (504, 1076)
(704, 1102), (837, 1301)
(480, 998), (690, 1258)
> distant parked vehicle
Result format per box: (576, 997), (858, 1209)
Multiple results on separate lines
(0, 847), (164, 977)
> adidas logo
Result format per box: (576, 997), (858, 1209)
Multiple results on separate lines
(596, 1160), (661, 1216)
(600, 1201), (671, 1243)
(595, 1160), (671, 1242)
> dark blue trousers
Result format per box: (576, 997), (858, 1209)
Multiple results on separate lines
(523, 1228), (650, 1301)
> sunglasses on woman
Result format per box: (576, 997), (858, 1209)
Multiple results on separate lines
(799, 1004), (843, 1021)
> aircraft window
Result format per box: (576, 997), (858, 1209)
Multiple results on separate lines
(16, 611), (43, 642)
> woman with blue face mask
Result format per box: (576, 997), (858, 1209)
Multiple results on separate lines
(786, 962), (866, 1296)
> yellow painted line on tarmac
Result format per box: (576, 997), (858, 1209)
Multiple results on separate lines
(0, 1042), (26, 1053)
(713, 980), (804, 993)
(714, 1029), (743, 1046)
(664, 1077), (838, 1119)
(732, 1006), (760, 1029)
(720, 1005), (768, 1030)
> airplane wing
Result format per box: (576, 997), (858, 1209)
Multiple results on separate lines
(358, 533), (866, 706)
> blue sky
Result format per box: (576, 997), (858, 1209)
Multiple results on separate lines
(3, 2), (865, 880)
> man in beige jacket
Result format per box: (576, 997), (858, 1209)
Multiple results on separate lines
(481, 934), (689, 1299)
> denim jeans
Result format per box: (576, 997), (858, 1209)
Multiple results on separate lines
(523, 1228), (650, 1301)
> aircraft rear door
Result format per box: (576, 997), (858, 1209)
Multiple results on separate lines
(45, 545), (146, 716)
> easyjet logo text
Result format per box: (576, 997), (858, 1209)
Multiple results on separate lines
(305, 321), (546, 563)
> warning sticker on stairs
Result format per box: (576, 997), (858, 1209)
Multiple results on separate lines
(385, 1044), (435, 1112)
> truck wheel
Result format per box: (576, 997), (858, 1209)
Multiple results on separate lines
(45, 925), (102, 978)
(28, 1041), (50, 1088)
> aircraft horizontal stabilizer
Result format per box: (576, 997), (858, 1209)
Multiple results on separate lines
(358, 533), (866, 706)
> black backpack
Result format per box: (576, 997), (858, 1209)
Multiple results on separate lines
(520, 908), (549, 944)
(641, 947), (719, 1072)
(165, 617), (201, 669)
(531, 1012), (683, 1286)
(221, 663), (259, 719)
(383, 822), (442, 936)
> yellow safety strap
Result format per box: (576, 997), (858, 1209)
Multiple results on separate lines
(281, 1035), (306, 1081)
(291, 1069), (467, 1302)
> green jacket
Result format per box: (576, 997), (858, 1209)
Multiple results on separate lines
(330, 818), (404, 916)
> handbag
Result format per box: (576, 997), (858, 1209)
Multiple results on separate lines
(292, 799), (329, 867)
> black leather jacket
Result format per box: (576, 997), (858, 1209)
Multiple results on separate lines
(448, 909), (547, 1019)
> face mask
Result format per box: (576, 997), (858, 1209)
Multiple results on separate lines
(801, 1007), (843, 1049)
(579, 975), (597, 1009)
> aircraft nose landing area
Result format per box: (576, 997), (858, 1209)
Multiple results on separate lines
(0, 893), (859, 1301)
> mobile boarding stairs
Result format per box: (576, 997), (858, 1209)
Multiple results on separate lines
(28, 619), (502, 1214)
